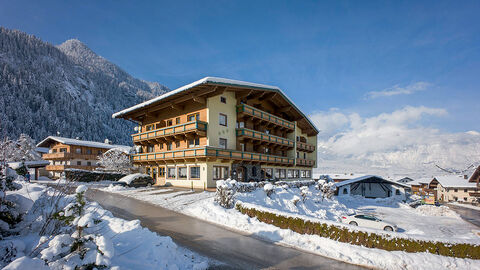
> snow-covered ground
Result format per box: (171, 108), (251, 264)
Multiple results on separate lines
(449, 202), (480, 211)
(1, 180), (212, 269)
(101, 183), (480, 269)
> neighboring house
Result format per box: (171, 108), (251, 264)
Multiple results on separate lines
(112, 77), (319, 188)
(314, 172), (367, 183)
(397, 177), (415, 184)
(8, 160), (50, 180)
(408, 177), (434, 196)
(37, 136), (130, 178)
(434, 175), (478, 203)
(335, 175), (409, 199)
(468, 166), (480, 199)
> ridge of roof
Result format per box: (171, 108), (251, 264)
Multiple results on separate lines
(36, 136), (130, 150)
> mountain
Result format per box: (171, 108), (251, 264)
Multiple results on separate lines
(0, 27), (169, 145)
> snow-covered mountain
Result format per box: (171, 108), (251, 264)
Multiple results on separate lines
(0, 27), (169, 145)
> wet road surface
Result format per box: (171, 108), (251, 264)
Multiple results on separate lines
(85, 189), (366, 270)
(447, 204), (480, 228)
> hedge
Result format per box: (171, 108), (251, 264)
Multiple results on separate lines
(64, 169), (126, 182)
(236, 203), (480, 259)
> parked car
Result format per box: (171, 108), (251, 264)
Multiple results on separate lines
(112, 173), (154, 188)
(341, 214), (398, 232)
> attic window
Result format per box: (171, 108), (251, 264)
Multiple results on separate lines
(220, 96), (227, 104)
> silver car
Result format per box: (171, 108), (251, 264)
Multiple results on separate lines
(341, 214), (398, 232)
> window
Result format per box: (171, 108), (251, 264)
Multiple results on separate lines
(152, 168), (157, 179)
(275, 169), (280, 179)
(301, 170), (307, 178)
(213, 166), (229, 180)
(296, 152), (300, 158)
(343, 188), (348, 194)
(87, 161), (91, 166)
(220, 96), (227, 103)
(303, 153), (306, 159)
(176, 117), (180, 124)
(265, 130), (270, 134)
(156, 123), (162, 129)
(178, 167), (187, 179)
(296, 136), (300, 142)
(175, 141), (180, 148)
(294, 170), (299, 178)
(306, 170), (311, 178)
(265, 148), (270, 154)
(188, 138), (200, 147)
(237, 122), (245, 128)
(60, 148), (67, 153)
(97, 150), (102, 155)
(395, 189), (401, 195)
(146, 167), (151, 175)
(287, 170), (293, 178)
(240, 143), (245, 152)
(279, 169), (286, 179)
(166, 120), (173, 126)
(219, 113), (227, 126)
(159, 143), (163, 150)
(52, 149), (57, 153)
(190, 166), (200, 179)
(159, 167), (165, 177)
(167, 167), (176, 178)
(77, 161), (81, 165)
(86, 149), (92, 155)
(219, 138), (227, 149)
(464, 197), (468, 201)
(464, 189), (468, 192)
(252, 167), (257, 177)
(147, 145), (154, 153)
(167, 143), (172, 150)
(75, 148), (82, 154)
(187, 113), (199, 122)
(454, 189), (458, 192)
(146, 125), (153, 131)
(263, 168), (273, 178)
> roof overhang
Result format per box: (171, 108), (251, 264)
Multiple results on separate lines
(112, 77), (319, 135)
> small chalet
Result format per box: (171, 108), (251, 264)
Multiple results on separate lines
(433, 175), (478, 203)
(335, 175), (409, 199)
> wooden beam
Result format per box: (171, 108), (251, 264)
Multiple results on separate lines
(236, 90), (254, 100)
(171, 104), (184, 111)
(193, 96), (206, 104)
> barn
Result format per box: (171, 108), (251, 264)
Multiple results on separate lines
(335, 175), (410, 199)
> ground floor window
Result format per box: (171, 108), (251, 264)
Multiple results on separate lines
(294, 170), (299, 178)
(167, 167), (176, 179)
(159, 167), (165, 177)
(190, 166), (200, 179)
(146, 167), (151, 175)
(276, 169), (286, 179)
(287, 169), (293, 178)
(213, 166), (229, 180)
(306, 170), (311, 178)
(178, 167), (187, 179)
(262, 168), (273, 178)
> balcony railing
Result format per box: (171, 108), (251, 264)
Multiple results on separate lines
(45, 165), (97, 171)
(132, 147), (295, 166)
(236, 128), (294, 148)
(42, 152), (100, 160)
(295, 158), (316, 167)
(237, 104), (295, 130)
(296, 141), (315, 152)
(132, 121), (207, 142)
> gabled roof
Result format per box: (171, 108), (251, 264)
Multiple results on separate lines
(469, 166), (480, 183)
(434, 175), (477, 188)
(335, 175), (410, 188)
(112, 77), (319, 135)
(36, 136), (130, 150)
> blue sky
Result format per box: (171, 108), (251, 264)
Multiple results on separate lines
(1, 0), (479, 134)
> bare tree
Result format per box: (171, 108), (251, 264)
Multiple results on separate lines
(97, 148), (133, 174)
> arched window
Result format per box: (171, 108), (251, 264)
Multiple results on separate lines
(252, 166), (257, 177)
(395, 189), (401, 195)
(343, 188), (348, 194)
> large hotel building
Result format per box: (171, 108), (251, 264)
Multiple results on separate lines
(113, 77), (318, 188)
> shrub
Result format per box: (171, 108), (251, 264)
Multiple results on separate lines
(64, 169), (126, 182)
(236, 203), (480, 259)
(214, 180), (237, 208)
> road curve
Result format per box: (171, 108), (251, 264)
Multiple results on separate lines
(86, 189), (366, 270)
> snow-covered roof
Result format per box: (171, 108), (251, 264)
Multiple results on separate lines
(434, 175), (477, 188)
(335, 175), (411, 188)
(36, 136), (129, 150)
(406, 177), (433, 186)
(112, 77), (319, 134)
(8, 160), (50, 169)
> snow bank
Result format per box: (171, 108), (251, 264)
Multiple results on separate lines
(118, 173), (150, 184)
(415, 205), (459, 217)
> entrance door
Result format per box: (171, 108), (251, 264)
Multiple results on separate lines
(237, 167), (246, 182)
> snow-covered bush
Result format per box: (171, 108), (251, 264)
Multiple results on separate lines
(215, 180), (237, 208)
(291, 196), (301, 206)
(38, 185), (114, 269)
(264, 183), (275, 198)
(0, 168), (22, 238)
(13, 162), (27, 177)
(300, 186), (311, 202)
(317, 181), (336, 201)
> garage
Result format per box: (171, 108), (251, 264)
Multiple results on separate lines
(335, 175), (409, 199)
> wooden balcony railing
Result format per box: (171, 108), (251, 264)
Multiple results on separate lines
(237, 104), (295, 131)
(236, 128), (294, 148)
(295, 158), (316, 167)
(45, 165), (97, 171)
(296, 141), (315, 152)
(132, 121), (207, 142)
(132, 147), (295, 166)
(42, 152), (100, 160)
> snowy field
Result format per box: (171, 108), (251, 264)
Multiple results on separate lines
(101, 183), (480, 270)
(1, 180), (212, 269)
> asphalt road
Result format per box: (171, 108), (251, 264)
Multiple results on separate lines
(85, 189), (366, 270)
(447, 204), (480, 228)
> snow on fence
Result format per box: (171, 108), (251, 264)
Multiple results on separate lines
(64, 169), (126, 182)
(235, 202), (480, 259)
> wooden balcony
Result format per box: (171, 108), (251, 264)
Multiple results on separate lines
(469, 192), (480, 197)
(132, 146), (295, 166)
(45, 165), (97, 171)
(296, 141), (315, 152)
(296, 158), (315, 167)
(237, 104), (295, 131)
(236, 128), (294, 149)
(42, 152), (100, 160)
(132, 121), (207, 144)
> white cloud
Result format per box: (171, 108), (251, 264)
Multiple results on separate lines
(366, 82), (431, 99)
(310, 106), (480, 177)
